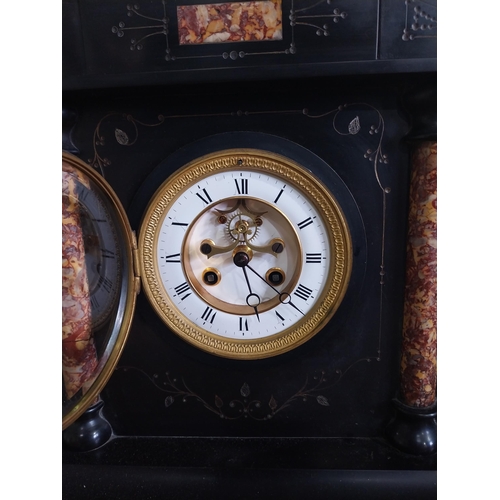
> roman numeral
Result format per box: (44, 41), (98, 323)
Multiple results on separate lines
(235, 178), (248, 195)
(306, 253), (322, 264)
(196, 188), (212, 205)
(297, 217), (314, 230)
(98, 275), (113, 294)
(239, 317), (249, 331)
(201, 306), (217, 324)
(91, 295), (99, 309)
(275, 311), (285, 325)
(101, 248), (115, 259)
(75, 185), (89, 203)
(294, 284), (313, 301)
(163, 253), (181, 263)
(274, 185), (286, 204)
(174, 282), (191, 300)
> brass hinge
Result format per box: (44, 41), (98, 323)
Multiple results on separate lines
(131, 230), (141, 295)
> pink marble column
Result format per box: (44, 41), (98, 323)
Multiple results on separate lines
(400, 142), (437, 408)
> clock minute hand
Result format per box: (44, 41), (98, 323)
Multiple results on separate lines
(246, 264), (305, 316)
(242, 267), (260, 322)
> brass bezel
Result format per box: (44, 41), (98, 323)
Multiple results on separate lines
(62, 152), (138, 430)
(138, 149), (353, 360)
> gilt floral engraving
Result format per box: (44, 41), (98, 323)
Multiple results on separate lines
(110, 0), (348, 62)
(402, 0), (437, 42)
(117, 360), (376, 420)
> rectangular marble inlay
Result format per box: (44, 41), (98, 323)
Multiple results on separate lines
(178, 0), (283, 45)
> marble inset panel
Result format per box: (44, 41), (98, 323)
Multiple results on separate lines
(178, 0), (283, 45)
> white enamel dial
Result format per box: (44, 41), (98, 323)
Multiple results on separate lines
(139, 150), (352, 359)
(158, 173), (327, 339)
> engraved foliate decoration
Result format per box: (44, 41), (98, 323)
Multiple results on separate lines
(115, 128), (130, 145)
(119, 365), (336, 420)
(138, 149), (352, 359)
(110, 0), (348, 63)
(348, 116), (360, 135)
(402, 0), (437, 42)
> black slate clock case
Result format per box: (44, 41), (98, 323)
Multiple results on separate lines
(62, 0), (437, 497)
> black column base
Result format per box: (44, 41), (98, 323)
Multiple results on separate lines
(63, 400), (112, 452)
(385, 398), (437, 455)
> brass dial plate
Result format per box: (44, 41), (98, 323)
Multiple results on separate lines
(182, 196), (302, 315)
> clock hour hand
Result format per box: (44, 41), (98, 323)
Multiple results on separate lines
(246, 264), (305, 316)
(233, 249), (260, 321)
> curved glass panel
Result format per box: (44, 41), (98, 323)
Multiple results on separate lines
(62, 152), (137, 430)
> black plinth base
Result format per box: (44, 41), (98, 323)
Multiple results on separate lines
(385, 399), (437, 455)
(63, 465), (437, 500)
(63, 400), (112, 452)
(63, 436), (436, 499)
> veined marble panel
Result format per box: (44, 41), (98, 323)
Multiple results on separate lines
(400, 141), (437, 408)
(178, 0), (283, 45)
